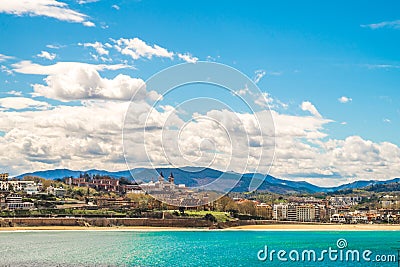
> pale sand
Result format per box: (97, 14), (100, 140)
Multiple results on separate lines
(230, 224), (400, 231)
(1, 224), (400, 231)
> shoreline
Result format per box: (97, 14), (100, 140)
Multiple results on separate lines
(1, 224), (400, 232)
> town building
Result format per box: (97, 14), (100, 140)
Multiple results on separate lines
(65, 177), (120, 192)
(329, 195), (362, 207)
(140, 172), (209, 207)
(296, 204), (316, 222)
(256, 203), (273, 219)
(0, 173), (9, 181)
(3, 194), (34, 210)
(0, 180), (38, 193)
(273, 204), (288, 220)
(47, 186), (66, 197)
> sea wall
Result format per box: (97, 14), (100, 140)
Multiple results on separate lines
(1, 217), (214, 228)
(0, 218), (328, 228)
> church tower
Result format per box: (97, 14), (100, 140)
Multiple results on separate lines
(168, 172), (174, 184)
(158, 172), (164, 183)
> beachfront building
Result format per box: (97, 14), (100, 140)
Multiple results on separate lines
(3, 194), (34, 210)
(330, 213), (346, 223)
(296, 204), (316, 222)
(273, 203), (325, 222)
(273, 204), (288, 220)
(256, 203), (273, 219)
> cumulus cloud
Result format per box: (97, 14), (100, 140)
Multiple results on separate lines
(338, 96), (352, 103)
(103, 37), (200, 63)
(12, 61), (128, 75)
(177, 53), (198, 63)
(0, 0), (95, 27)
(12, 61), (159, 102)
(300, 101), (322, 118)
(0, 101), (129, 174)
(81, 41), (109, 56)
(112, 37), (174, 60)
(0, 97), (50, 110)
(1, 93), (400, 187)
(254, 92), (273, 108)
(37, 51), (56, 60)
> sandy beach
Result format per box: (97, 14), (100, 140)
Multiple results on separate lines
(1, 224), (400, 231)
(230, 224), (400, 231)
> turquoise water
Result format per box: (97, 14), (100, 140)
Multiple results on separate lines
(0, 230), (399, 266)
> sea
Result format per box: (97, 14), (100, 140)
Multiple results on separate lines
(0, 230), (399, 266)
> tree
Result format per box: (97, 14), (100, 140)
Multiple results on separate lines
(203, 213), (217, 222)
(215, 196), (237, 212)
(238, 200), (256, 216)
(179, 206), (185, 214)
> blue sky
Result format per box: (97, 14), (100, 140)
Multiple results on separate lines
(0, 0), (399, 185)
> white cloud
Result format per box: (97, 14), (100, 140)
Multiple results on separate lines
(0, 53), (13, 62)
(383, 118), (391, 123)
(338, 96), (352, 103)
(0, 97), (50, 110)
(82, 21), (95, 27)
(1, 65), (13, 75)
(12, 61), (128, 75)
(112, 38), (174, 60)
(1, 92), (399, 187)
(0, 0), (95, 27)
(46, 44), (63, 49)
(177, 53), (198, 63)
(253, 70), (266, 84)
(300, 101), (322, 118)
(254, 92), (273, 108)
(112, 4), (120, 10)
(81, 41), (109, 56)
(12, 61), (159, 102)
(7, 90), (23, 96)
(77, 0), (99, 4)
(85, 38), (199, 63)
(37, 51), (56, 60)
(361, 20), (400, 30)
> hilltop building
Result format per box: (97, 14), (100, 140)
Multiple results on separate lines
(140, 172), (210, 207)
(0, 173), (9, 181)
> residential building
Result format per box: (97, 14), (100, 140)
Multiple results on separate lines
(330, 213), (346, 223)
(256, 203), (273, 219)
(273, 204), (288, 220)
(0, 180), (37, 192)
(4, 194), (34, 210)
(296, 204), (316, 222)
(0, 173), (9, 181)
(47, 186), (66, 197)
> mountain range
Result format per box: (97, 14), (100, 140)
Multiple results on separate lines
(15, 167), (400, 194)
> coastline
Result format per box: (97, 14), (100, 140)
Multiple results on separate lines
(1, 224), (400, 232)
